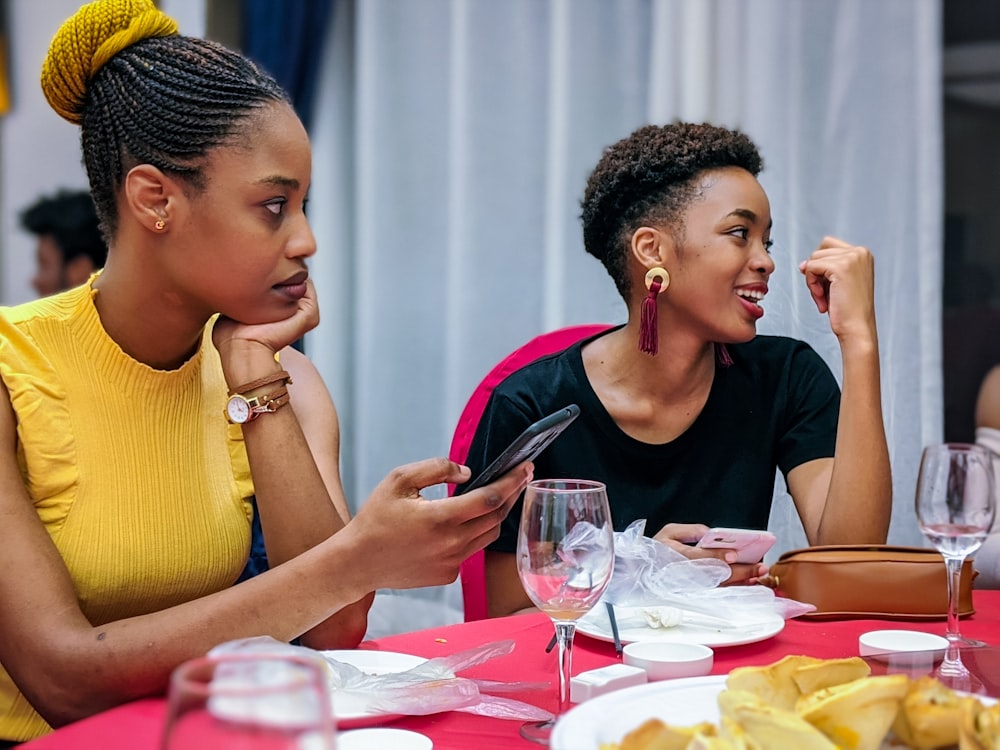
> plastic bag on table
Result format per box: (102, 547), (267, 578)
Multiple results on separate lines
(593, 519), (815, 629)
(210, 636), (552, 722)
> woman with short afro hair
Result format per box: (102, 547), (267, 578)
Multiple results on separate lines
(461, 121), (892, 618)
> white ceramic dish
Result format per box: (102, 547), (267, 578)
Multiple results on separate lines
(322, 650), (428, 729)
(550, 674), (996, 750)
(552, 675), (726, 750)
(858, 630), (949, 664)
(576, 609), (785, 648)
(622, 641), (714, 680)
(338, 727), (433, 750)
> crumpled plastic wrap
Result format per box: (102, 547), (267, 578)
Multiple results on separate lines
(210, 636), (553, 722)
(586, 519), (815, 630)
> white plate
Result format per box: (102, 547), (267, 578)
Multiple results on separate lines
(551, 674), (997, 750)
(338, 727), (433, 750)
(576, 609), (785, 648)
(322, 650), (428, 729)
(552, 675), (727, 750)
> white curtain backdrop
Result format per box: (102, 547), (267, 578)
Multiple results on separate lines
(306, 0), (943, 633)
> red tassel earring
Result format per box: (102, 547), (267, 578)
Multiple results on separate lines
(639, 267), (669, 355)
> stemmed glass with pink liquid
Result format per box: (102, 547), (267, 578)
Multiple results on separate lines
(516, 479), (615, 745)
(914, 442), (996, 692)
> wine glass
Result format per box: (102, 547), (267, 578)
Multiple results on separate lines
(914, 442), (996, 692)
(516, 479), (615, 745)
(161, 652), (336, 749)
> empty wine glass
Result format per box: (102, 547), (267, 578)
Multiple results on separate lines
(161, 652), (336, 749)
(516, 479), (615, 745)
(914, 442), (996, 692)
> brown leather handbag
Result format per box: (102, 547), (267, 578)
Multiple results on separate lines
(768, 544), (977, 619)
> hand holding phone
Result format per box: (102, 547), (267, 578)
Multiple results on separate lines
(457, 405), (580, 494)
(695, 527), (776, 564)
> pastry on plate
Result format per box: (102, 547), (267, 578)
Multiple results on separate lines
(891, 674), (965, 749)
(795, 674), (909, 750)
(613, 717), (717, 750)
(718, 688), (837, 749)
(725, 654), (823, 711)
(959, 697), (1000, 750)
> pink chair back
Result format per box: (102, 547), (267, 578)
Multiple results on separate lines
(448, 324), (613, 621)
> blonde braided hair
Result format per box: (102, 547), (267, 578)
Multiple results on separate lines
(41, 0), (178, 125)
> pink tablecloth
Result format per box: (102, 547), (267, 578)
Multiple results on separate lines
(21, 590), (1000, 750)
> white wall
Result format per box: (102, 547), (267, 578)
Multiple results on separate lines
(0, 0), (88, 306)
(159, 0), (206, 40)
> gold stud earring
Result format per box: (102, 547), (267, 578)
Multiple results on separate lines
(154, 219), (166, 231)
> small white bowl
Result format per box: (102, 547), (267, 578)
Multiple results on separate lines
(622, 641), (714, 681)
(339, 728), (433, 750)
(858, 629), (948, 664)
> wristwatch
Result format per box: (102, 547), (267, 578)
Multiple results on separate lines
(225, 387), (289, 424)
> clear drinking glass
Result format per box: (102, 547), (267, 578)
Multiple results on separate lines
(914, 442), (996, 692)
(161, 652), (336, 749)
(516, 479), (615, 745)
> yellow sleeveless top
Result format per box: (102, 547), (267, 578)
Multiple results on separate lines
(0, 280), (255, 741)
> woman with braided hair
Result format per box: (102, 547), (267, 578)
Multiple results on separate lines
(0, 1), (531, 742)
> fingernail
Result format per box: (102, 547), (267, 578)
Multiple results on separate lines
(725, 552), (738, 563)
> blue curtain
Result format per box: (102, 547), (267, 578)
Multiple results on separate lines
(241, 0), (334, 131)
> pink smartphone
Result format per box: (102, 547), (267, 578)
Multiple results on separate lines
(695, 527), (777, 564)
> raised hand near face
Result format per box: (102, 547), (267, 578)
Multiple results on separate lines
(798, 236), (878, 345)
(212, 277), (321, 374)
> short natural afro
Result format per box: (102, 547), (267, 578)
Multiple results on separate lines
(581, 122), (763, 299)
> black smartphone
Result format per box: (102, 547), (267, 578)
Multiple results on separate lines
(458, 404), (581, 494)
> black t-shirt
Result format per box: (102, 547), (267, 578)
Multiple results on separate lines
(463, 330), (841, 554)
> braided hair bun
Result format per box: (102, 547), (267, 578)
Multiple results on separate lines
(41, 0), (178, 124)
(42, 0), (287, 237)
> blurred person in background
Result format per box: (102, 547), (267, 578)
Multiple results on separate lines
(19, 189), (107, 297)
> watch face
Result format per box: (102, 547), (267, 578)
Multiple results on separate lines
(226, 395), (251, 424)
